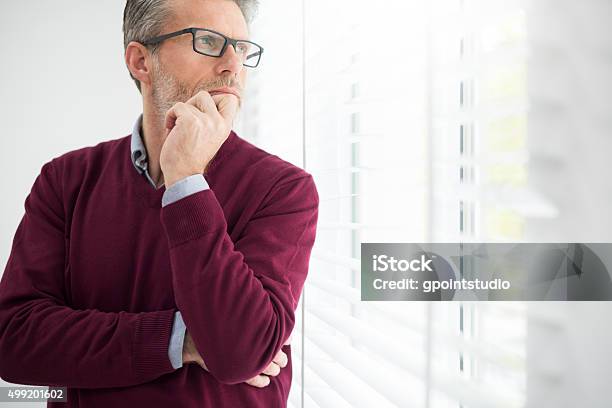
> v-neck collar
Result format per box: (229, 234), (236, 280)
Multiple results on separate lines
(126, 115), (240, 208)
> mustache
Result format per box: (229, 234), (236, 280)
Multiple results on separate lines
(195, 76), (243, 95)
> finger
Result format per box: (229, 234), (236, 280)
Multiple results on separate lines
(186, 90), (217, 114)
(245, 374), (270, 388)
(262, 362), (280, 377)
(211, 93), (239, 125)
(273, 349), (288, 368)
(283, 333), (292, 346)
(164, 102), (200, 130)
(196, 358), (209, 372)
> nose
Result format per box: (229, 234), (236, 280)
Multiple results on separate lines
(215, 42), (243, 76)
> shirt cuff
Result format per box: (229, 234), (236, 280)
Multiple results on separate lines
(162, 174), (210, 207)
(168, 311), (186, 369)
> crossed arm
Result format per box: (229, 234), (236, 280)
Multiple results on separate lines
(0, 159), (318, 388)
(164, 174), (291, 388)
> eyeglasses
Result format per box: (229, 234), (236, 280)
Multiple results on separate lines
(141, 27), (264, 68)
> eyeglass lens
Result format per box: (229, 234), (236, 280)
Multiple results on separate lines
(193, 29), (261, 67)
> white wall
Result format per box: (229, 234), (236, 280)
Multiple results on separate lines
(0, 1), (142, 275)
(0, 2), (141, 405)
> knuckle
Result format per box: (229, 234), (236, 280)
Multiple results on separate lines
(249, 375), (269, 388)
(266, 363), (281, 376)
(172, 102), (186, 111)
(194, 92), (206, 102)
(196, 90), (211, 100)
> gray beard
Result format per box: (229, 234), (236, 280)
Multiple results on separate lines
(151, 66), (193, 119)
(150, 61), (243, 121)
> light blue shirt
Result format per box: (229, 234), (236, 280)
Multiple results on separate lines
(130, 114), (208, 369)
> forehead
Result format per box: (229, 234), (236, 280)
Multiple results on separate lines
(168, 0), (249, 39)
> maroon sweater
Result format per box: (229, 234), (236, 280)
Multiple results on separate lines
(0, 130), (319, 407)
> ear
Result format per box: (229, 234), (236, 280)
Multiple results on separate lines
(125, 41), (153, 88)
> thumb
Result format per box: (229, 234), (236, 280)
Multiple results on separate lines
(196, 358), (209, 372)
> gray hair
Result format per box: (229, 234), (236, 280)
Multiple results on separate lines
(123, 0), (259, 92)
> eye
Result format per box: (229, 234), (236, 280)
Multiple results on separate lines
(235, 42), (251, 55)
(197, 35), (221, 49)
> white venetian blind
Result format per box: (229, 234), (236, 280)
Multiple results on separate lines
(236, 0), (531, 406)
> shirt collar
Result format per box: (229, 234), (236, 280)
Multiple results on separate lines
(130, 114), (147, 174)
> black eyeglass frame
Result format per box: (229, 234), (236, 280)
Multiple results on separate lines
(141, 27), (264, 68)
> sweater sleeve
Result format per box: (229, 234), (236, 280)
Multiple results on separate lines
(160, 173), (319, 384)
(0, 160), (177, 388)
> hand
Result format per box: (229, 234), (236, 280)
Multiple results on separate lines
(245, 333), (292, 388)
(159, 91), (239, 188)
(182, 330), (290, 388)
(182, 330), (209, 371)
(244, 348), (288, 388)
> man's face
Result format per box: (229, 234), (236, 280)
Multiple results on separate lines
(149, 0), (249, 117)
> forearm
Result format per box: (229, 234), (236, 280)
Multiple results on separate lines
(161, 184), (317, 383)
(0, 159), (181, 388)
(165, 216), (293, 382)
(0, 300), (176, 388)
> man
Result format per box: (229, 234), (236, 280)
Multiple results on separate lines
(0, 0), (318, 407)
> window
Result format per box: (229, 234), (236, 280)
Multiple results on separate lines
(236, 0), (529, 406)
